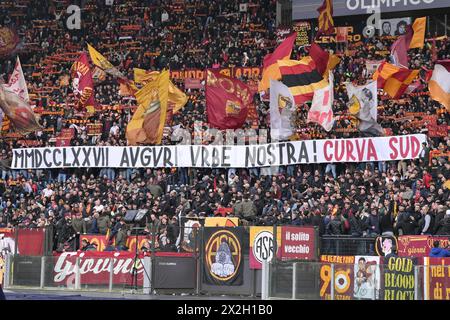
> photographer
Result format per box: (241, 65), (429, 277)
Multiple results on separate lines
(55, 213), (76, 252)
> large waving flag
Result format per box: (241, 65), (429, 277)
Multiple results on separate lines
(134, 68), (188, 113)
(1, 57), (30, 130)
(87, 44), (126, 79)
(390, 17), (426, 67)
(0, 84), (41, 134)
(4, 57), (29, 102)
(346, 80), (383, 135)
(308, 73), (334, 132)
(258, 32), (296, 92)
(278, 57), (328, 105)
(71, 52), (97, 112)
(126, 70), (170, 145)
(373, 62), (419, 99)
(206, 70), (252, 129)
(428, 60), (450, 111)
(317, 0), (334, 36)
(390, 31), (410, 68)
(270, 80), (296, 140)
(309, 42), (340, 77)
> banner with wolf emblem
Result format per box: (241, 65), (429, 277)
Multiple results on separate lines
(206, 70), (253, 130)
(71, 52), (97, 112)
(346, 81), (383, 135)
(270, 80), (296, 141)
(203, 227), (244, 285)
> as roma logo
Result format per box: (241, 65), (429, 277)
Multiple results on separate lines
(277, 94), (292, 113)
(225, 100), (241, 117)
(348, 94), (361, 115)
(252, 230), (274, 263)
(205, 230), (241, 281)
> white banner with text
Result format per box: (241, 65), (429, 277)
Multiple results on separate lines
(11, 134), (426, 169)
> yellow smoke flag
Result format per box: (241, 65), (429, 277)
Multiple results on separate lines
(134, 68), (187, 113)
(126, 70), (170, 145)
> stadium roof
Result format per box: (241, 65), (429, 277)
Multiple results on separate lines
(292, 0), (450, 20)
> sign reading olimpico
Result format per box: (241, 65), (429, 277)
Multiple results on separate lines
(11, 134), (426, 169)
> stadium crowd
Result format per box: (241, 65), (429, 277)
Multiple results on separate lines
(0, 0), (449, 252)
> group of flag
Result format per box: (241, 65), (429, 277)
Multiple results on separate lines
(0, 0), (449, 146)
(258, 0), (449, 140)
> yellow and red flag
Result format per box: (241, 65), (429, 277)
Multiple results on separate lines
(317, 0), (334, 36)
(373, 62), (419, 99)
(134, 68), (188, 113)
(71, 52), (97, 112)
(87, 44), (126, 79)
(278, 57), (328, 105)
(258, 32), (296, 92)
(126, 70), (170, 145)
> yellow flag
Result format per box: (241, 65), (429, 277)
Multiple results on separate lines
(409, 17), (426, 49)
(87, 44), (125, 78)
(324, 54), (341, 78)
(168, 79), (188, 113)
(126, 70), (170, 145)
(134, 68), (159, 84)
(134, 68), (187, 113)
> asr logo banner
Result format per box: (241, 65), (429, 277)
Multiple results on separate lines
(203, 227), (244, 286)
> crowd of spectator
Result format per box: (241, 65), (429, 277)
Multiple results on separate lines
(0, 1), (449, 252)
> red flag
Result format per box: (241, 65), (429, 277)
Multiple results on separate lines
(71, 52), (97, 112)
(391, 35), (409, 68)
(309, 43), (329, 75)
(335, 27), (348, 43)
(431, 38), (437, 62)
(206, 70), (253, 129)
(308, 42), (340, 77)
(317, 0), (334, 36)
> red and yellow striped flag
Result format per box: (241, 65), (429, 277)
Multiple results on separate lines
(317, 0), (334, 36)
(278, 57), (328, 105)
(373, 62), (419, 99)
(258, 32), (296, 92)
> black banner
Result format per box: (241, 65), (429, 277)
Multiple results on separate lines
(203, 227), (244, 286)
(154, 256), (196, 289)
(383, 256), (416, 300)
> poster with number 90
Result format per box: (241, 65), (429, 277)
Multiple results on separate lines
(320, 255), (355, 300)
